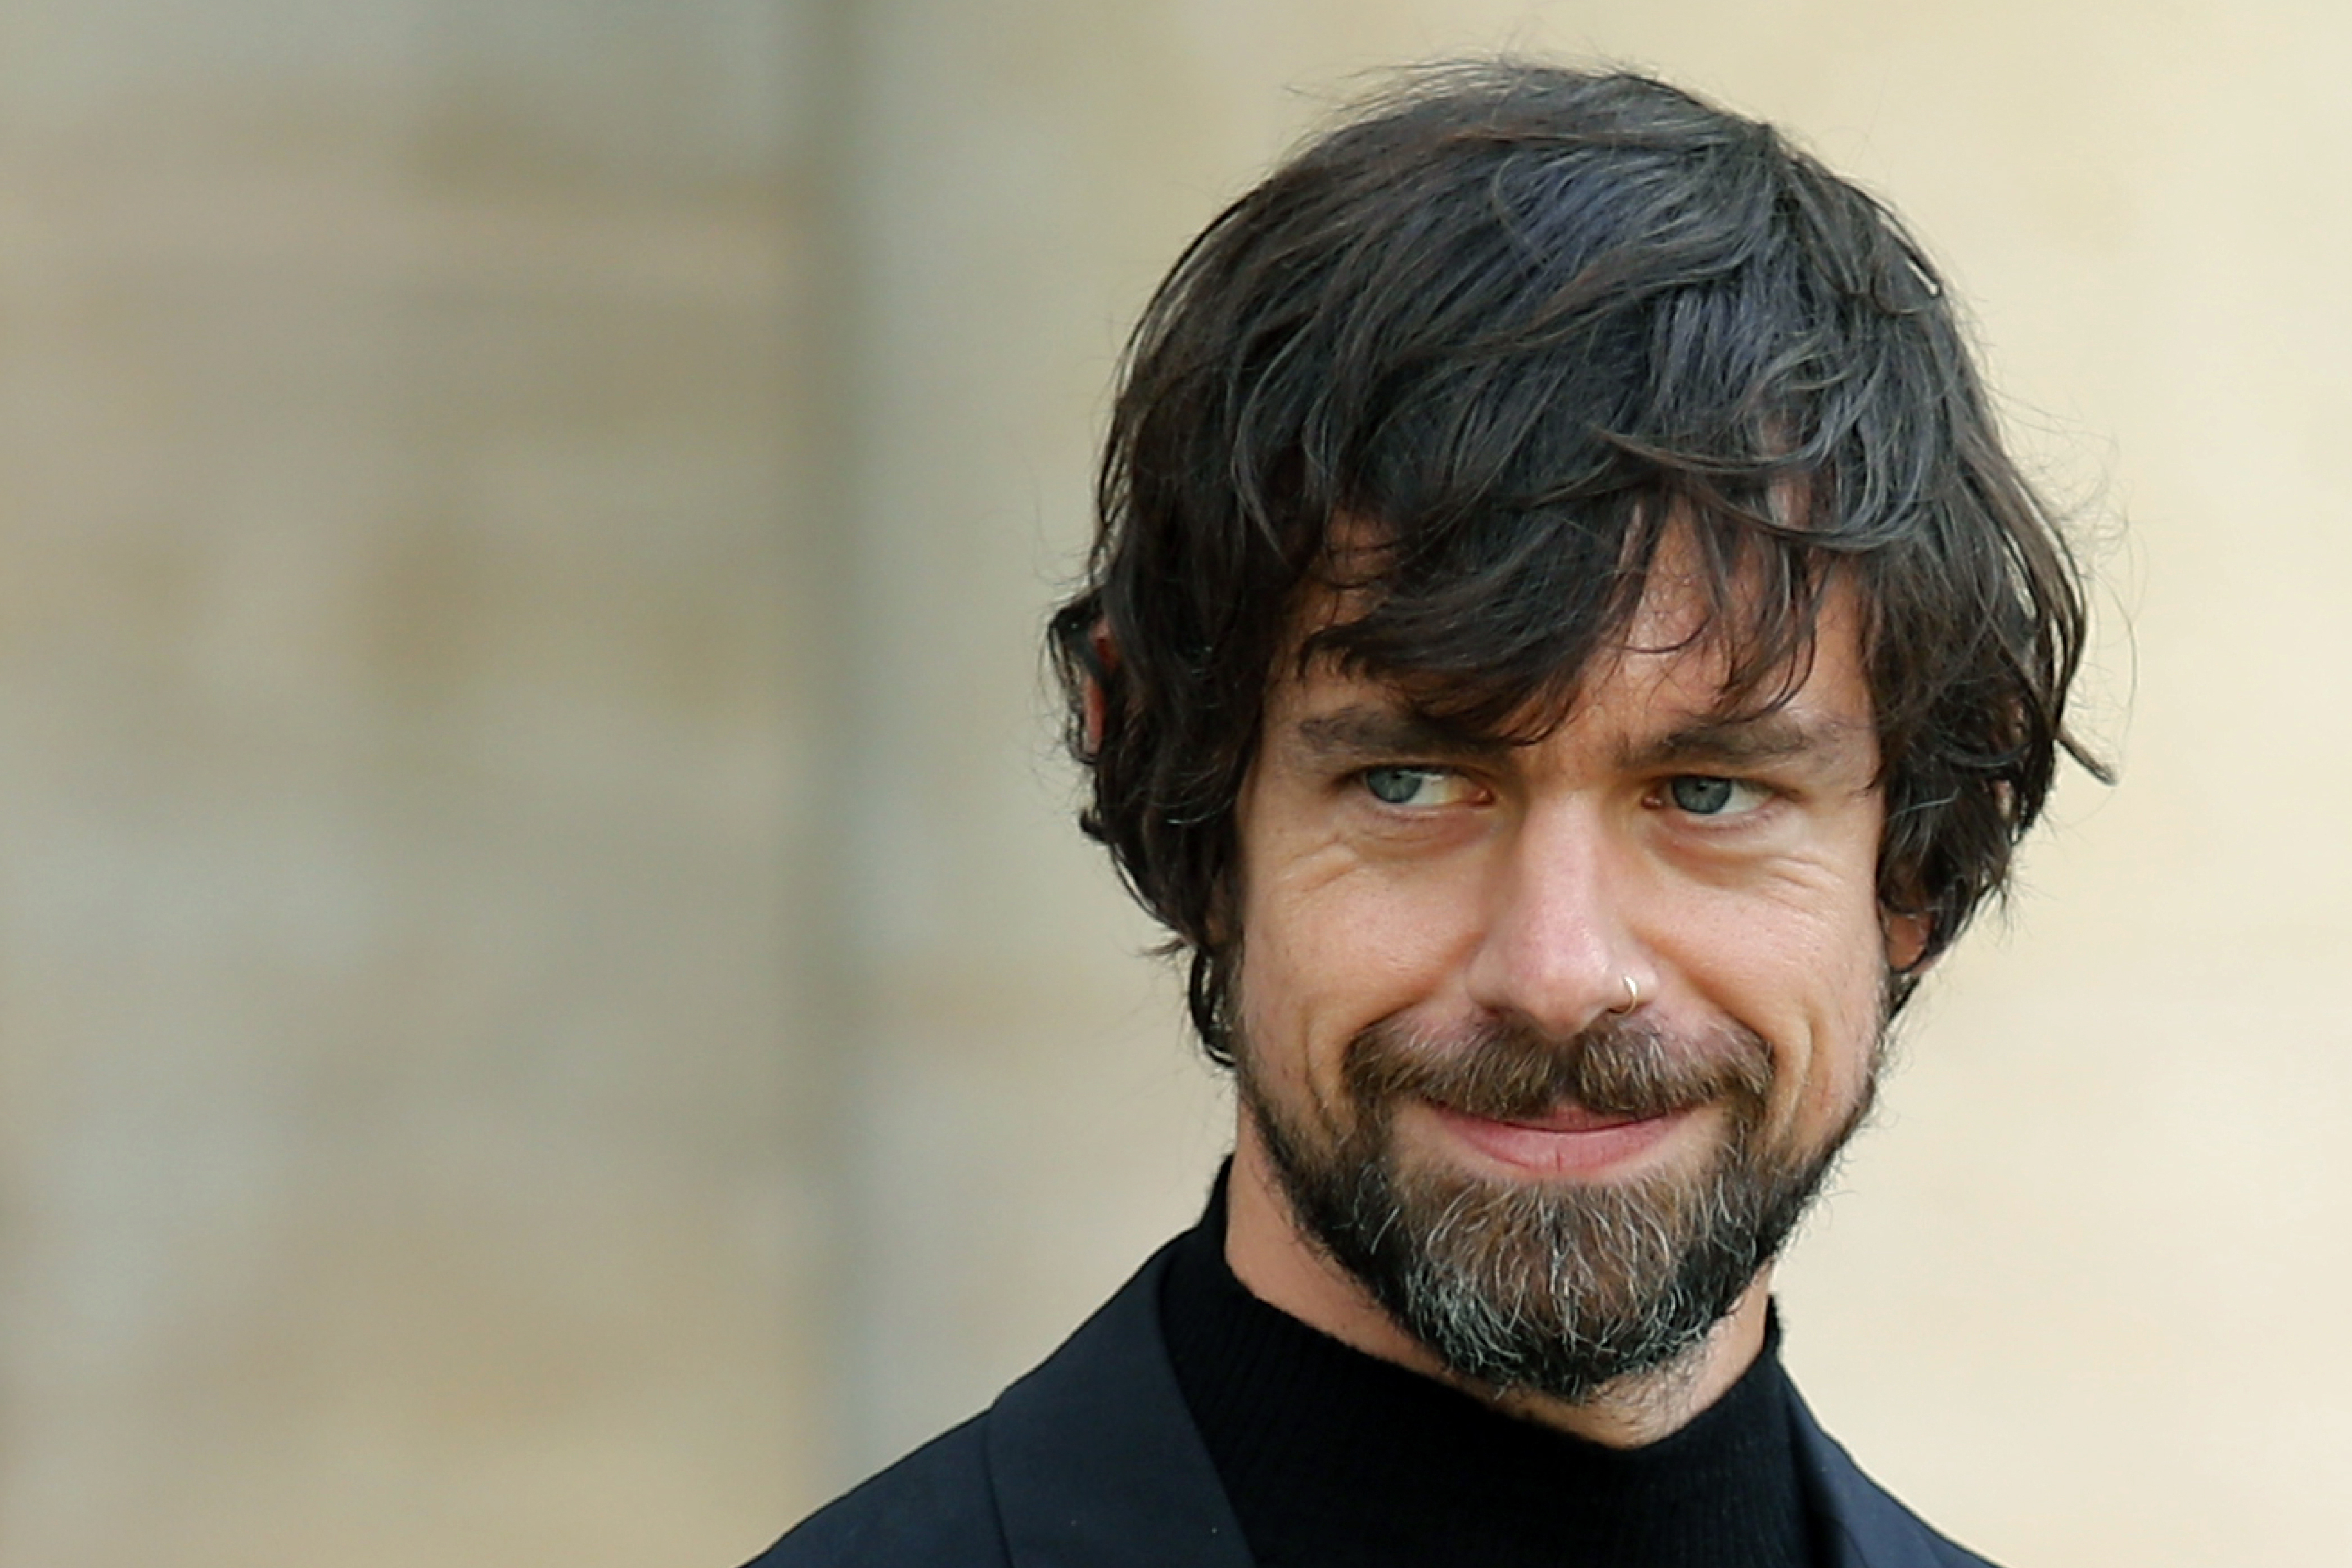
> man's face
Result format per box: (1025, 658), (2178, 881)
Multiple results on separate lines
(1228, 555), (1914, 1400)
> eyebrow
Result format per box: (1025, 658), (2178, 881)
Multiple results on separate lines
(1287, 704), (1514, 763)
(1283, 700), (1873, 776)
(1620, 711), (1870, 773)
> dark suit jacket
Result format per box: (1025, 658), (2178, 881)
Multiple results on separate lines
(751, 1241), (1999, 1568)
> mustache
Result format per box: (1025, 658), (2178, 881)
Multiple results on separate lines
(1342, 1012), (1774, 1124)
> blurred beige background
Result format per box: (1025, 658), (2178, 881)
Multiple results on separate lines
(0, 1), (2342, 1564)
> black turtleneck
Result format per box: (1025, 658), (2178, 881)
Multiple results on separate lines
(1159, 1179), (1822, 1568)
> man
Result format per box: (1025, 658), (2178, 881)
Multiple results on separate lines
(757, 62), (2098, 1567)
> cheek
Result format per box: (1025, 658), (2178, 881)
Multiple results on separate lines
(1781, 916), (1888, 1130)
(1662, 868), (1887, 1120)
(1237, 841), (1481, 1097)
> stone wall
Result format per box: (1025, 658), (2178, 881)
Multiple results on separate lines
(0, 3), (819, 1562)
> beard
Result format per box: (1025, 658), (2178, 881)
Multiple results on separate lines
(1237, 1008), (1878, 1404)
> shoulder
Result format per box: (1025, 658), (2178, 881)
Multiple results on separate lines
(743, 1237), (1247, 1568)
(1787, 1387), (2005, 1568)
(741, 1414), (1006, 1568)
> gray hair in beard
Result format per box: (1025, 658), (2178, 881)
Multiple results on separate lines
(1241, 1011), (1876, 1403)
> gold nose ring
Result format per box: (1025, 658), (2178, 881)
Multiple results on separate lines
(1610, 974), (1642, 1015)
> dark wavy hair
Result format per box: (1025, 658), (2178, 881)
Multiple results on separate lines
(1048, 62), (2103, 1062)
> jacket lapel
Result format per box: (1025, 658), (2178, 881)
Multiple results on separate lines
(985, 1243), (1256, 1568)
(1790, 1386), (1989, 1568)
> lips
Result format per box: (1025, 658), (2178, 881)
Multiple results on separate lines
(1421, 1098), (1695, 1178)
(1486, 1101), (1661, 1134)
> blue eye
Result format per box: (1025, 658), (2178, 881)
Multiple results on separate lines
(1664, 775), (1773, 817)
(1668, 776), (1735, 814)
(1363, 766), (1437, 805)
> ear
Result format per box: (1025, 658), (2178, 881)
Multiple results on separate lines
(1882, 909), (1932, 975)
(1081, 619), (1119, 754)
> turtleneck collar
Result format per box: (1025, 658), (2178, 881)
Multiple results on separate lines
(1159, 1169), (1822, 1568)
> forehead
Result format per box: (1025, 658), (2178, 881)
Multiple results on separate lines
(1278, 529), (1876, 751)
(1589, 574), (1872, 756)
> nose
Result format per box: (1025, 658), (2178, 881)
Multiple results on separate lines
(1462, 799), (1653, 1038)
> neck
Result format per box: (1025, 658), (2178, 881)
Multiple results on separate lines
(1222, 1115), (1773, 1449)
